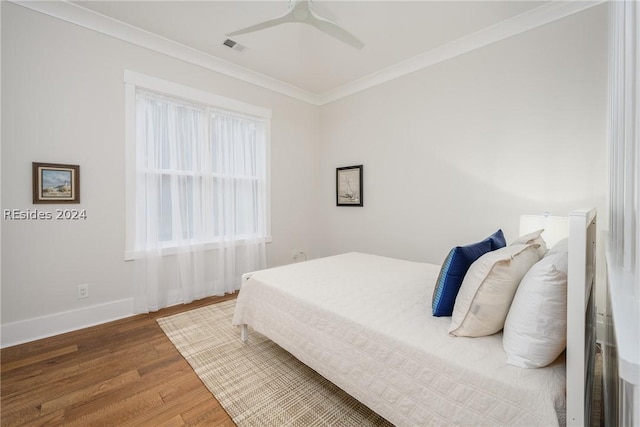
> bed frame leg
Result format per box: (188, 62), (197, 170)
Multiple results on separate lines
(240, 324), (248, 342)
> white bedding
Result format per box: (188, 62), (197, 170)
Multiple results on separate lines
(232, 252), (566, 426)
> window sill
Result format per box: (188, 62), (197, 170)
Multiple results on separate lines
(124, 235), (273, 261)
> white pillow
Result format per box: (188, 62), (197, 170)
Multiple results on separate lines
(448, 244), (541, 337)
(547, 237), (568, 255)
(512, 229), (548, 258)
(503, 249), (568, 368)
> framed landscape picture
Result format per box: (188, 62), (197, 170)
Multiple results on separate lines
(33, 162), (80, 204)
(336, 165), (363, 206)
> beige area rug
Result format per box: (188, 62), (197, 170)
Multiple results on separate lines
(157, 300), (392, 427)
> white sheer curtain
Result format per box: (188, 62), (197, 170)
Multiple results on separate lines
(608, 0), (638, 281)
(606, 3), (639, 425)
(133, 90), (267, 313)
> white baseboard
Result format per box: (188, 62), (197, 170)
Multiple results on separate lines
(1, 298), (134, 348)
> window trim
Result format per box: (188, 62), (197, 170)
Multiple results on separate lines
(124, 70), (272, 261)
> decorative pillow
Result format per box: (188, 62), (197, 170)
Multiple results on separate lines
(483, 229), (506, 251)
(431, 240), (492, 317)
(547, 237), (568, 257)
(448, 244), (542, 337)
(512, 229), (548, 257)
(503, 248), (568, 368)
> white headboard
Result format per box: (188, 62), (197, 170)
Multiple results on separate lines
(519, 214), (570, 248)
(566, 208), (597, 426)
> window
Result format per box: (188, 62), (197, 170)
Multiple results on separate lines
(124, 71), (271, 258)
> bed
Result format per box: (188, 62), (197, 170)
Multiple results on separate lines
(232, 208), (597, 426)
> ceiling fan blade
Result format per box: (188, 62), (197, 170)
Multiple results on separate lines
(307, 9), (364, 49)
(226, 0), (364, 49)
(226, 12), (293, 37)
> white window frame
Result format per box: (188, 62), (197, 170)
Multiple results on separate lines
(124, 70), (272, 260)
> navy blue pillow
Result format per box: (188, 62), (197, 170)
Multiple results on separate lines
(431, 239), (493, 317)
(483, 229), (506, 250)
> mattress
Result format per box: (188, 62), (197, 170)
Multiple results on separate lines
(232, 252), (566, 426)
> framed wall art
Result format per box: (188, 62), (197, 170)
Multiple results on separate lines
(336, 165), (363, 207)
(32, 162), (80, 204)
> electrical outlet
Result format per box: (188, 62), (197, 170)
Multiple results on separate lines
(292, 249), (306, 261)
(78, 284), (89, 299)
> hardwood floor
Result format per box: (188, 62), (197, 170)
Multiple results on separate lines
(1, 294), (238, 427)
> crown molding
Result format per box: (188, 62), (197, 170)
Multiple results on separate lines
(318, 0), (605, 105)
(10, 0), (322, 105)
(11, 0), (604, 107)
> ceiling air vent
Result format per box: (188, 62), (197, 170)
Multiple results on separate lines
(223, 38), (246, 53)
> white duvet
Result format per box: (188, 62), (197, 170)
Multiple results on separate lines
(232, 252), (566, 426)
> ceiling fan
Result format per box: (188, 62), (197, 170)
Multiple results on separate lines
(226, 0), (364, 49)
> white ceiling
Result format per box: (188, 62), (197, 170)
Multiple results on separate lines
(18, 1), (601, 104)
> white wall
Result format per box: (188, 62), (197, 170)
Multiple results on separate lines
(1, 2), (320, 345)
(316, 4), (608, 267)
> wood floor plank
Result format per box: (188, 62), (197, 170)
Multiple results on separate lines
(19, 409), (65, 427)
(1, 294), (238, 427)
(1, 361), (140, 413)
(1, 364), (80, 399)
(0, 403), (42, 427)
(1, 346), (78, 373)
(39, 370), (142, 415)
(154, 415), (186, 427)
(182, 399), (231, 427)
(3, 344), (157, 406)
(59, 353), (200, 422)
(126, 383), (214, 426)
(76, 343), (158, 374)
(63, 388), (165, 427)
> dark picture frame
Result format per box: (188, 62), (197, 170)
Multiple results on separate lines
(336, 165), (363, 206)
(32, 162), (80, 204)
